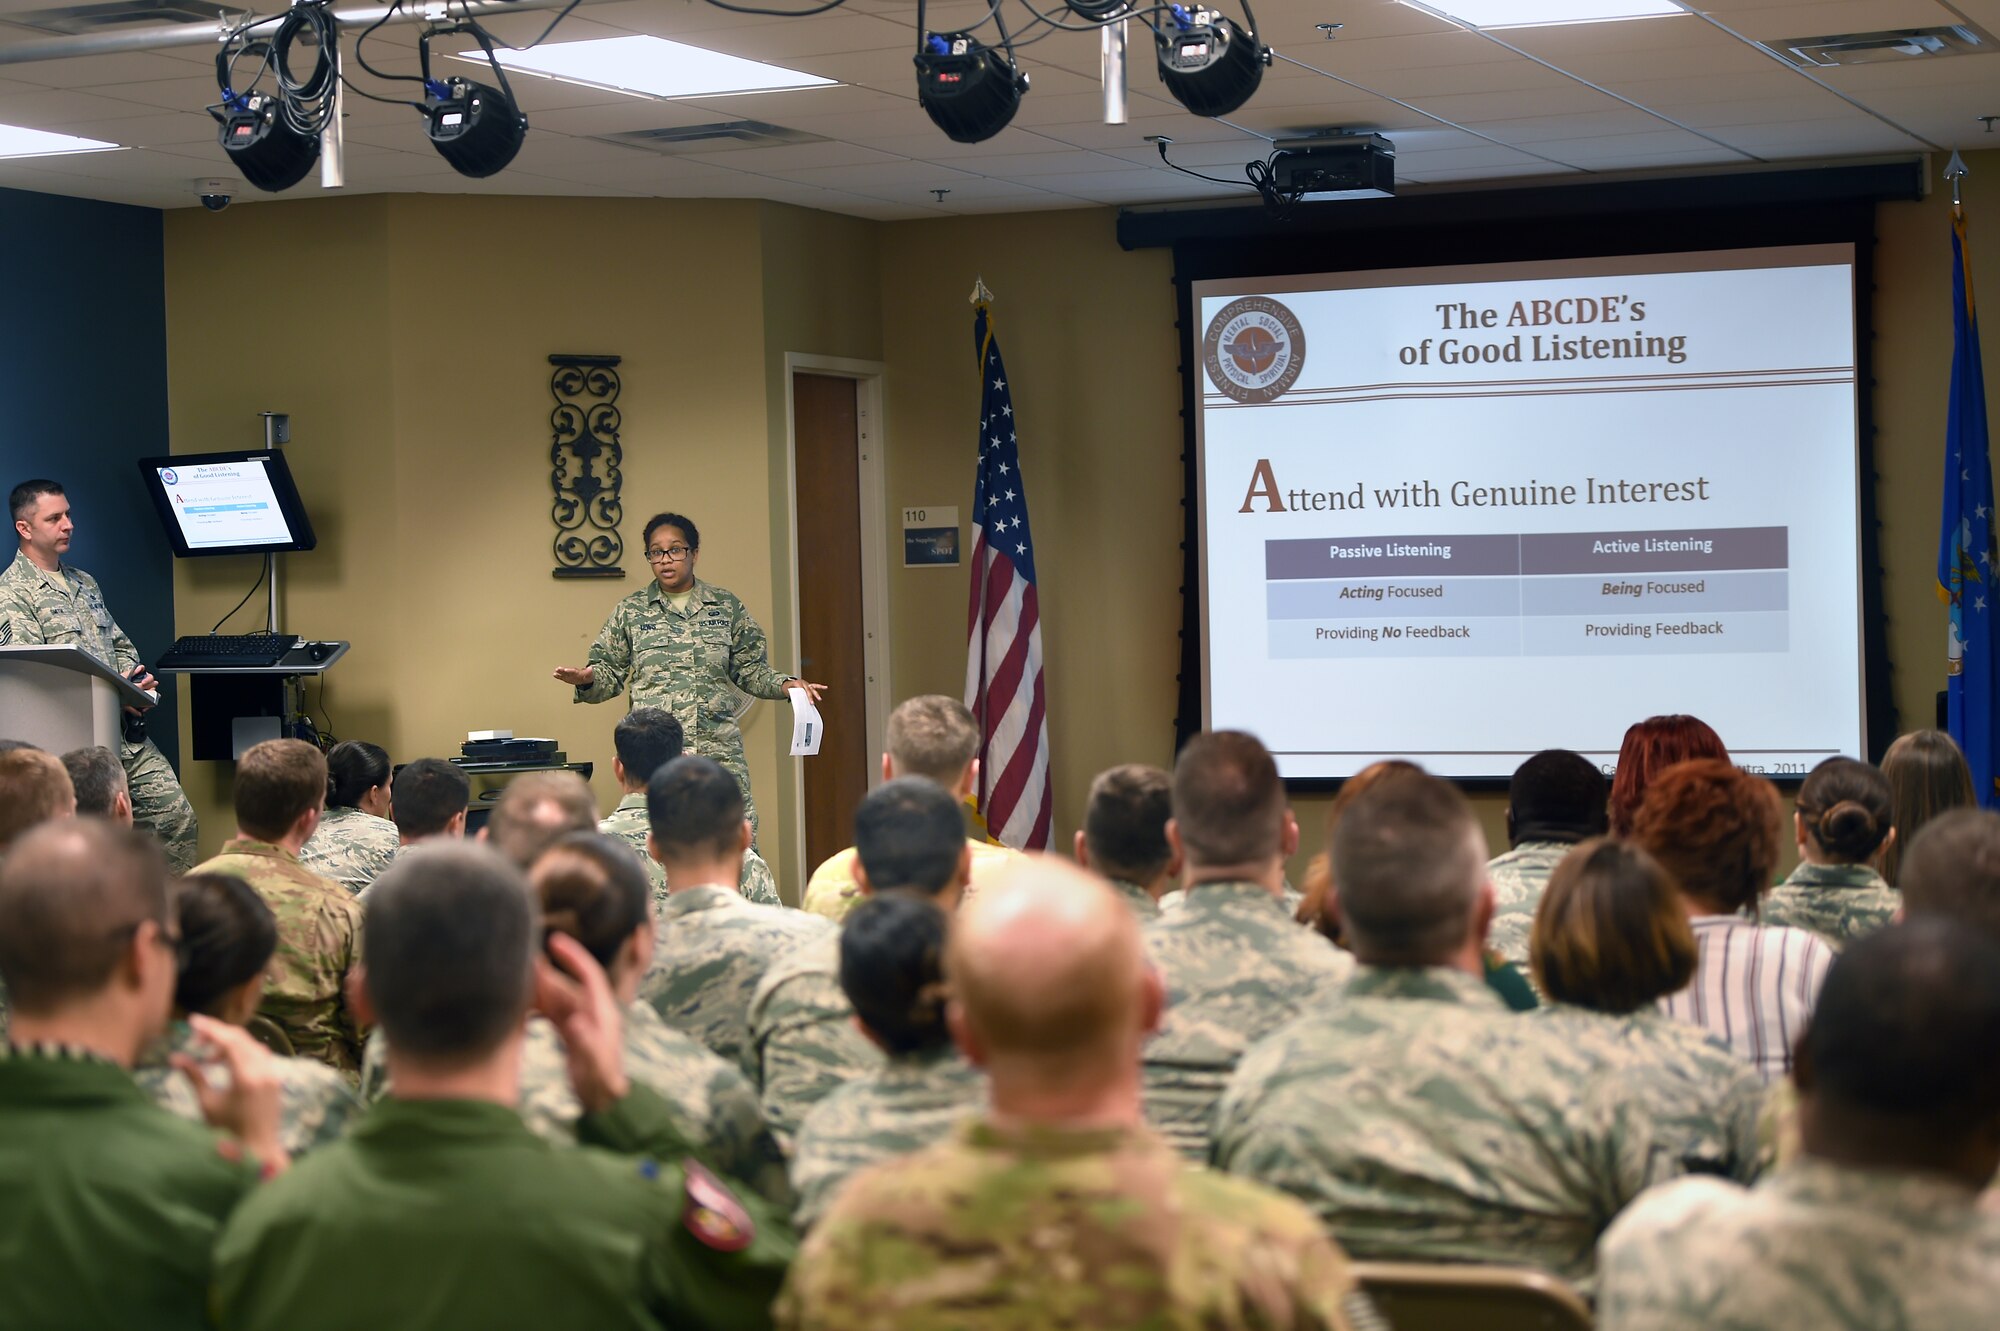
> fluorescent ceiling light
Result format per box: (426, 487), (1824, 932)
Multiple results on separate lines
(0, 123), (123, 159)
(1405, 0), (1684, 28)
(454, 35), (837, 99)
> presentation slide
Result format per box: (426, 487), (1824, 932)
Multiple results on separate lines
(1195, 246), (1865, 781)
(154, 457), (296, 551)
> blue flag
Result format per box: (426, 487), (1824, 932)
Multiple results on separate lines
(1939, 207), (1999, 805)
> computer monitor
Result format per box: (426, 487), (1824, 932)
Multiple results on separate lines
(135, 450), (317, 558)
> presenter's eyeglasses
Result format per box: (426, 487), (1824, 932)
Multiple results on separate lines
(645, 545), (694, 562)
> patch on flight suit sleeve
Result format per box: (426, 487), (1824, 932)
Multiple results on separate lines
(680, 1159), (754, 1252)
(0, 619), (11, 645)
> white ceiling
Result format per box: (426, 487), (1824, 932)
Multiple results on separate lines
(0, 0), (1993, 216)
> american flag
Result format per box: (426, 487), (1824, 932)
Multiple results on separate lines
(964, 303), (1053, 850)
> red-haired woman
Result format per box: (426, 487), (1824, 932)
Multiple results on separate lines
(1608, 715), (1729, 837)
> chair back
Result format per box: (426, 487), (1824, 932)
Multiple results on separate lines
(1350, 1261), (1593, 1331)
(245, 1014), (295, 1057)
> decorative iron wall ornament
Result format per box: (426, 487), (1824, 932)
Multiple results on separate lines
(549, 353), (626, 579)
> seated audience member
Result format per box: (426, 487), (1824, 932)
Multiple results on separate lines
(61, 744), (131, 824)
(0, 821), (286, 1331)
(789, 893), (983, 1230)
(0, 745), (75, 855)
(1487, 749), (1608, 966)
(1763, 757), (1899, 946)
(1214, 773), (1662, 1289)
(1632, 760), (1834, 1083)
(136, 872), (363, 1156)
(194, 740), (365, 1076)
(1609, 714), (1728, 837)
(638, 757), (829, 1068)
(364, 832), (788, 1204)
(1292, 759), (1424, 935)
(802, 695), (1016, 921)
(1530, 839), (1763, 1181)
(210, 843), (794, 1331)
(1598, 920), (2000, 1330)
(749, 778), (970, 1140)
(779, 858), (1371, 1331)
(481, 770), (598, 869)
(299, 741), (400, 894)
(388, 757), (471, 848)
(1877, 728), (1975, 886)
(1142, 731), (1353, 1161)
(600, 707), (781, 908)
(1901, 807), (2000, 941)
(1074, 763), (1179, 919)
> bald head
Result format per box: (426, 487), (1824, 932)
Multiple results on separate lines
(947, 856), (1158, 1094)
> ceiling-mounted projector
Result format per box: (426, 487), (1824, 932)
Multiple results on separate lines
(1269, 134), (1396, 199)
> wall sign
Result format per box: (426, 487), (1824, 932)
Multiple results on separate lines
(903, 505), (960, 567)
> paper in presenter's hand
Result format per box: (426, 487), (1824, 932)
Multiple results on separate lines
(788, 687), (824, 757)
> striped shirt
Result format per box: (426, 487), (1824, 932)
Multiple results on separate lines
(1660, 916), (1835, 1084)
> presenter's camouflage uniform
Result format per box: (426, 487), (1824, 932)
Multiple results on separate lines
(1140, 881), (1354, 1160)
(0, 551), (197, 870)
(1530, 1003), (1765, 1182)
(638, 884), (832, 1072)
(192, 838), (366, 1077)
(298, 806), (401, 895)
(599, 790), (782, 908)
(778, 1117), (1374, 1331)
(1760, 862), (1901, 949)
(1486, 839), (1575, 967)
(136, 1020), (363, 1158)
(788, 1048), (983, 1231)
(746, 931), (881, 1141)
(1598, 1161), (2000, 1331)
(1213, 966), (1664, 1290)
(574, 578), (793, 836)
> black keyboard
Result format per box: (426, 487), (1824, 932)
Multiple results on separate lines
(156, 633), (298, 669)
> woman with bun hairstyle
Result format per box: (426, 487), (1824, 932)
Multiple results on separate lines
(299, 740), (400, 894)
(1762, 757), (1900, 948)
(135, 872), (363, 1155)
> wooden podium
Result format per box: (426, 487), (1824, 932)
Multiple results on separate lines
(0, 644), (158, 752)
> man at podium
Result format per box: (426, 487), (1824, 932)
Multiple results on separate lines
(0, 480), (197, 870)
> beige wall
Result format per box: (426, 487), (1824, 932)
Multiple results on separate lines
(159, 154), (2000, 891)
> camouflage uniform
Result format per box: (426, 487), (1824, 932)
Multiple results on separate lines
(1486, 839), (1574, 967)
(802, 840), (1018, 924)
(0, 550), (197, 870)
(788, 1047), (983, 1231)
(1140, 881), (1354, 1161)
(1157, 883), (1307, 918)
(193, 839), (366, 1076)
(1213, 965), (1664, 1290)
(135, 1019), (362, 1158)
(1106, 877), (1161, 919)
(573, 577), (793, 835)
(361, 1001), (793, 1208)
(777, 1117), (1371, 1331)
(747, 931), (882, 1142)
(639, 884), (832, 1071)
(1531, 1003), (1765, 1182)
(599, 790), (782, 909)
(298, 806), (400, 896)
(1598, 1160), (2000, 1331)
(1760, 862), (1901, 949)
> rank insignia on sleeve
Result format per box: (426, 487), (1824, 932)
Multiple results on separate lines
(0, 620), (11, 645)
(681, 1160), (754, 1252)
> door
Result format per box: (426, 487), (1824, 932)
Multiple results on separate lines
(793, 372), (871, 876)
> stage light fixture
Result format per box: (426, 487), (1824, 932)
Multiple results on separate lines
(423, 77), (527, 178)
(914, 33), (1029, 144)
(212, 93), (320, 192)
(1154, 5), (1268, 118)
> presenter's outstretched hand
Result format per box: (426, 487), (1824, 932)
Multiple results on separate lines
(553, 665), (595, 688)
(789, 679), (829, 705)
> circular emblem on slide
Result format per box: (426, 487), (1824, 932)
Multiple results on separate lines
(1204, 297), (1306, 404)
(160, 467), (179, 485)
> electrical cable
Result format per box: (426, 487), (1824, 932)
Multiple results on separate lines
(271, 0), (341, 136)
(209, 560), (270, 634)
(694, 0), (852, 17)
(353, 0), (429, 86)
(1153, 137), (1259, 191)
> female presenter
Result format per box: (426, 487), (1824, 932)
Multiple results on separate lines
(554, 512), (825, 837)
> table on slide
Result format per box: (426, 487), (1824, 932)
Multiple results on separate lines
(1266, 525), (1789, 658)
